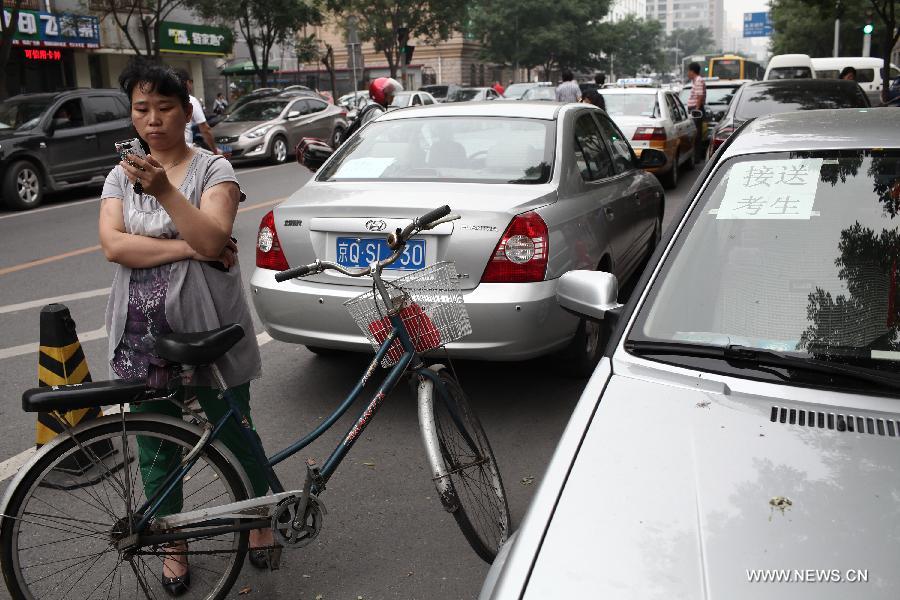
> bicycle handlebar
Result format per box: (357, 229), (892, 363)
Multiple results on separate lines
(275, 206), (457, 283)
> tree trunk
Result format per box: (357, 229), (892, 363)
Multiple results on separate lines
(0, 0), (25, 98)
(322, 45), (337, 99)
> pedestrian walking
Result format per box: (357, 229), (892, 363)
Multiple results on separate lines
(594, 73), (606, 88)
(100, 59), (271, 597)
(492, 81), (505, 95)
(555, 70), (581, 103)
(212, 92), (228, 115)
(174, 68), (218, 154)
(686, 62), (706, 162)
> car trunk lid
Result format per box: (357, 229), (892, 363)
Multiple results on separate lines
(271, 180), (557, 290)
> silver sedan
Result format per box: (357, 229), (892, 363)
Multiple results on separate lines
(250, 101), (664, 375)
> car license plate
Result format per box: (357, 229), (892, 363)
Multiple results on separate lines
(631, 140), (649, 148)
(336, 237), (426, 271)
(220, 144), (233, 155)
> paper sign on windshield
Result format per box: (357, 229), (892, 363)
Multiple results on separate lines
(716, 158), (823, 220)
(334, 157), (395, 178)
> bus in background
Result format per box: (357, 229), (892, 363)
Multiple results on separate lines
(709, 55), (764, 80)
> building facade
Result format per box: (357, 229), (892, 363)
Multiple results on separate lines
(646, 0), (725, 49)
(604, 0), (647, 23)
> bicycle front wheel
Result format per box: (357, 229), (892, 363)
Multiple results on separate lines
(429, 369), (510, 563)
(0, 415), (250, 600)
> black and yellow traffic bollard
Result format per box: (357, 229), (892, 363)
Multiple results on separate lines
(37, 304), (112, 479)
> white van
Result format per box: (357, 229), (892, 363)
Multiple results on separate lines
(811, 56), (900, 103)
(764, 54), (816, 80)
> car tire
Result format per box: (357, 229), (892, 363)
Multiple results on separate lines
(2, 161), (43, 210)
(305, 345), (346, 357)
(270, 136), (288, 165)
(660, 156), (679, 189)
(331, 126), (345, 149)
(553, 318), (605, 378)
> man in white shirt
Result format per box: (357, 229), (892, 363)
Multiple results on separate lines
(175, 68), (218, 154)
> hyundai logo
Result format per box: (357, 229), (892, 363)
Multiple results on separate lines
(365, 219), (387, 232)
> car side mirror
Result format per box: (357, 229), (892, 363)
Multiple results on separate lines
(690, 109), (704, 119)
(636, 148), (667, 168)
(556, 270), (623, 322)
(296, 138), (334, 171)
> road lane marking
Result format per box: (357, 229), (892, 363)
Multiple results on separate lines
(0, 287), (111, 315)
(0, 245), (103, 277)
(0, 197), (287, 278)
(0, 331), (274, 482)
(0, 326), (107, 360)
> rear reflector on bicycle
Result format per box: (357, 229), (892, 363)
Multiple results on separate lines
(344, 262), (472, 366)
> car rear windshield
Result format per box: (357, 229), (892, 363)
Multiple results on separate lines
(734, 83), (867, 119)
(447, 89), (481, 102)
(601, 94), (659, 117)
(706, 86), (740, 105)
(0, 98), (52, 130)
(713, 59), (742, 80)
(225, 99), (288, 122)
(319, 116), (555, 184)
(522, 87), (556, 101)
(632, 149), (900, 371)
(504, 83), (535, 99)
(422, 86), (448, 98)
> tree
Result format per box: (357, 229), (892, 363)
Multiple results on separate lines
(324, 0), (466, 79)
(666, 26), (714, 65)
(470, 0), (612, 76)
(868, 0), (900, 101)
(195, 0), (322, 86)
(0, 0), (24, 99)
(94, 0), (189, 59)
(770, 0), (869, 57)
(597, 16), (666, 78)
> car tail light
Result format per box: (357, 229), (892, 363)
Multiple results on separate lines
(481, 212), (549, 283)
(632, 127), (667, 141)
(256, 210), (290, 271)
(710, 125), (735, 152)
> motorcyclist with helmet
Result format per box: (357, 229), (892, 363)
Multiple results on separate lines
(296, 77), (403, 169)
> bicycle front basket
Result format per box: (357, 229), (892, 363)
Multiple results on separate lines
(344, 262), (472, 366)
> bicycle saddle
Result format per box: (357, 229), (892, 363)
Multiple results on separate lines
(155, 323), (245, 366)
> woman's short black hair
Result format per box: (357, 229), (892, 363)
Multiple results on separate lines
(118, 58), (190, 107)
(840, 66), (857, 79)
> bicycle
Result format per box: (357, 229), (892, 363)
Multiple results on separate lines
(0, 205), (510, 600)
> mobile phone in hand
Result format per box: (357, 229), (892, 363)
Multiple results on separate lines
(114, 138), (148, 194)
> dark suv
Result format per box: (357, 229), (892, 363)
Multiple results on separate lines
(0, 89), (133, 210)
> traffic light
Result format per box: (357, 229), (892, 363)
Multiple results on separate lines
(397, 27), (413, 65)
(863, 23), (874, 34)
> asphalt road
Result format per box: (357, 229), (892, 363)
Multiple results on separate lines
(0, 158), (701, 599)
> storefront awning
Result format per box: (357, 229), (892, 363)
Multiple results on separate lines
(221, 61), (278, 75)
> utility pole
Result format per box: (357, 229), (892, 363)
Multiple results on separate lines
(347, 16), (360, 91)
(398, 26), (410, 88)
(862, 18), (873, 57)
(833, 0), (842, 57)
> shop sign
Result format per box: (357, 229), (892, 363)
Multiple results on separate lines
(24, 49), (63, 61)
(2, 9), (100, 48)
(160, 21), (233, 56)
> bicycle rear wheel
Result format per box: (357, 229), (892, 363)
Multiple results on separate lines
(0, 415), (250, 600)
(430, 369), (510, 563)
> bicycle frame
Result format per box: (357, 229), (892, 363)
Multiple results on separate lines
(134, 305), (444, 535)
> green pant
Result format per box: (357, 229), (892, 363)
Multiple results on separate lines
(131, 383), (269, 516)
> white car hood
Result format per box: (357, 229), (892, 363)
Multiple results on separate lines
(525, 370), (900, 599)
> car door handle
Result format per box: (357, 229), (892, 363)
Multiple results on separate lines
(604, 207), (614, 220)
(83, 134), (97, 140)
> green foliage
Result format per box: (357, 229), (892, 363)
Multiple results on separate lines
(769, 0), (869, 56)
(597, 15), (666, 77)
(323, 0), (467, 78)
(666, 27), (715, 58)
(469, 0), (612, 73)
(193, 0), (322, 85)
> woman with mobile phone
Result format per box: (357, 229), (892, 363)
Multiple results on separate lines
(98, 59), (272, 596)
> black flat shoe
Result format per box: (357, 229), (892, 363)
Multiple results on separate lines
(161, 570), (190, 597)
(248, 548), (269, 570)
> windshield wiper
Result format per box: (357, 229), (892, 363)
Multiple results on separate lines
(625, 340), (900, 390)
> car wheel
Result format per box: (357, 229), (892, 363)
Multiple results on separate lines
(553, 318), (605, 378)
(331, 126), (345, 149)
(270, 136), (288, 164)
(660, 156), (679, 189)
(2, 161), (43, 210)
